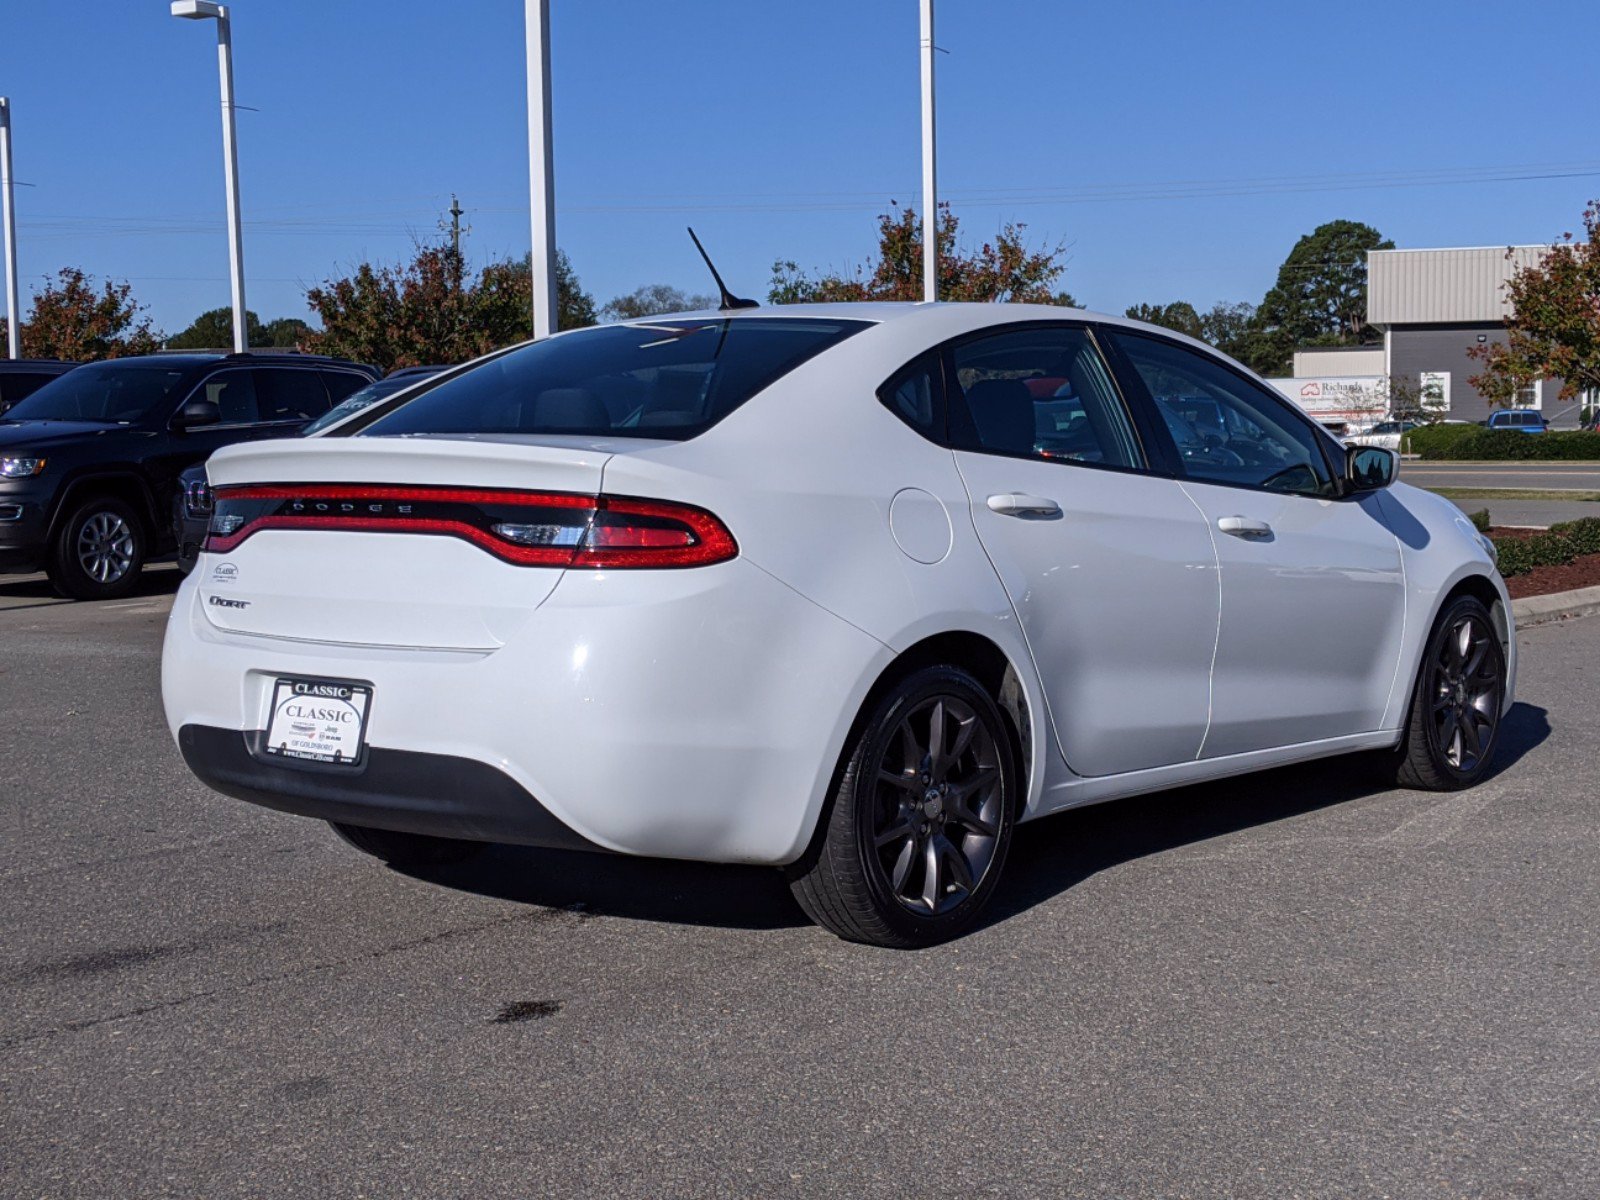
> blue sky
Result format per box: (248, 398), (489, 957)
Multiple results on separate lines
(2, 0), (1596, 334)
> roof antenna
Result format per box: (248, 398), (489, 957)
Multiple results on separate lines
(687, 227), (759, 311)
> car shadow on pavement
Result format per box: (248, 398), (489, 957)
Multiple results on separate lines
(407, 703), (1552, 938)
(0, 564), (184, 610)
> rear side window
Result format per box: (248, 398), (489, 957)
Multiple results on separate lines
(357, 318), (869, 441)
(947, 326), (1143, 469)
(878, 352), (942, 439)
(320, 370), (369, 404)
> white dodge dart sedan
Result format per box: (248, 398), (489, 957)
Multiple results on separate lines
(162, 304), (1515, 947)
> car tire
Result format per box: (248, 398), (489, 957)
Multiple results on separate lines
(787, 665), (1016, 948)
(47, 496), (147, 601)
(1389, 595), (1507, 791)
(329, 821), (484, 868)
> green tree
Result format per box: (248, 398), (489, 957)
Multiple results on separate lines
(5, 268), (161, 360)
(1468, 202), (1600, 408)
(1124, 301), (1203, 339)
(1247, 220), (1393, 376)
(303, 243), (596, 372)
(602, 283), (715, 322)
(769, 204), (1078, 306)
(167, 309), (313, 350)
(1197, 301), (1258, 362)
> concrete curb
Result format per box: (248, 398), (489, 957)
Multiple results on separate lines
(1512, 584), (1600, 628)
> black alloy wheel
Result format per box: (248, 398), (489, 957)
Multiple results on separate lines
(788, 665), (1016, 948)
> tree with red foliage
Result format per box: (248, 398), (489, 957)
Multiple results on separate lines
(0, 268), (161, 360)
(769, 204), (1077, 306)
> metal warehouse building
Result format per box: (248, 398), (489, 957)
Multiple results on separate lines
(1367, 245), (1592, 429)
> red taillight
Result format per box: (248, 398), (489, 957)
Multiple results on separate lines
(205, 484), (736, 569)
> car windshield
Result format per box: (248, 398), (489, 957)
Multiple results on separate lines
(303, 376), (431, 435)
(353, 318), (870, 441)
(2, 362), (189, 424)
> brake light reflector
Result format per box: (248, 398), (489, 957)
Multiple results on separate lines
(205, 484), (737, 569)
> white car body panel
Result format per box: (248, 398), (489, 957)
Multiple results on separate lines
(162, 303), (1515, 869)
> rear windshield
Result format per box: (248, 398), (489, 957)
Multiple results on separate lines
(3, 363), (189, 424)
(354, 318), (869, 441)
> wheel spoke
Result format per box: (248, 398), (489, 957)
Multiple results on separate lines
(935, 832), (974, 895)
(946, 713), (977, 769)
(875, 816), (914, 849)
(898, 720), (922, 776)
(920, 837), (943, 912)
(949, 795), (998, 839)
(890, 835), (917, 892)
(927, 701), (947, 775)
(948, 765), (997, 802)
(1458, 710), (1483, 763)
(878, 768), (920, 794)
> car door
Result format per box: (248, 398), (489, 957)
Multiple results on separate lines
(1104, 329), (1406, 758)
(944, 324), (1220, 777)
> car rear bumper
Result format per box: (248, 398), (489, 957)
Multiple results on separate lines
(178, 723), (606, 851)
(162, 553), (891, 865)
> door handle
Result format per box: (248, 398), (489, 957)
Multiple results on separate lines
(987, 493), (1062, 518)
(1217, 515), (1273, 538)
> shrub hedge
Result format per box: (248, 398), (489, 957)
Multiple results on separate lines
(1404, 424), (1600, 461)
(1490, 517), (1600, 577)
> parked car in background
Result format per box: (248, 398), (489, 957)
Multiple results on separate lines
(1346, 419), (1423, 451)
(1485, 410), (1548, 434)
(163, 304), (1513, 948)
(0, 352), (377, 598)
(172, 365), (450, 572)
(0, 359), (78, 415)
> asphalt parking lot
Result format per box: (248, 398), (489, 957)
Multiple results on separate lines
(3, 571), (1598, 1199)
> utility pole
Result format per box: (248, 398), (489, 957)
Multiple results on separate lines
(525, 0), (558, 339)
(448, 194), (465, 293)
(0, 97), (19, 359)
(919, 0), (938, 304)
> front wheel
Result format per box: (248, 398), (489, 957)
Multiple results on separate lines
(788, 666), (1016, 948)
(1389, 595), (1507, 790)
(47, 497), (147, 600)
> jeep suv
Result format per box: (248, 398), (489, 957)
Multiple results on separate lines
(0, 353), (377, 598)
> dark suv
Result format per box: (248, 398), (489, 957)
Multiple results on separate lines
(0, 353), (377, 598)
(0, 359), (79, 415)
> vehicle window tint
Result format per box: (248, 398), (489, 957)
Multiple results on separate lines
(256, 369), (330, 421)
(1, 372), (54, 407)
(4, 363), (186, 424)
(203, 370), (261, 425)
(320, 371), (368, 404)
(357, 319), (869, 442)
(948, 327), (1142, 469)
(878, 353), (941, 439)
(1109, 332), (1336, 498)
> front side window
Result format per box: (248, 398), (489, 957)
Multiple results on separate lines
(357, 318), (869, 441)
(3, 363), (187, 424)
(948, 327), (1143, 469)
(256, 369), (330, 422)
(1109, 332), (1336, 498)
(202, 370), (261, 425)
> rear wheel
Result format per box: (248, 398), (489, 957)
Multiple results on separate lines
(329, 822), (484, 868)
(788, 666), (1016, 948)
(48, 497), (146, 600)
(1390, 595), (1507, 790)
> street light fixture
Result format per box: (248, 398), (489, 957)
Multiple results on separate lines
(171, 0), (248, 354)
(1, 97), (19, 359)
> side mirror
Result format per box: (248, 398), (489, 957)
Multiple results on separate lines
(172, 396), (221, 431)
(1346, 445), (1397, 493)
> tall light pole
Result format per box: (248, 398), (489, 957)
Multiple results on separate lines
(1, 97), (19, 358)
(525, 0), (558, 339)
(171, 1), (247, 353)
(919, 0), (938, 303)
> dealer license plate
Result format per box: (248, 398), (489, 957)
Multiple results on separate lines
(264, 677), (372, 765)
